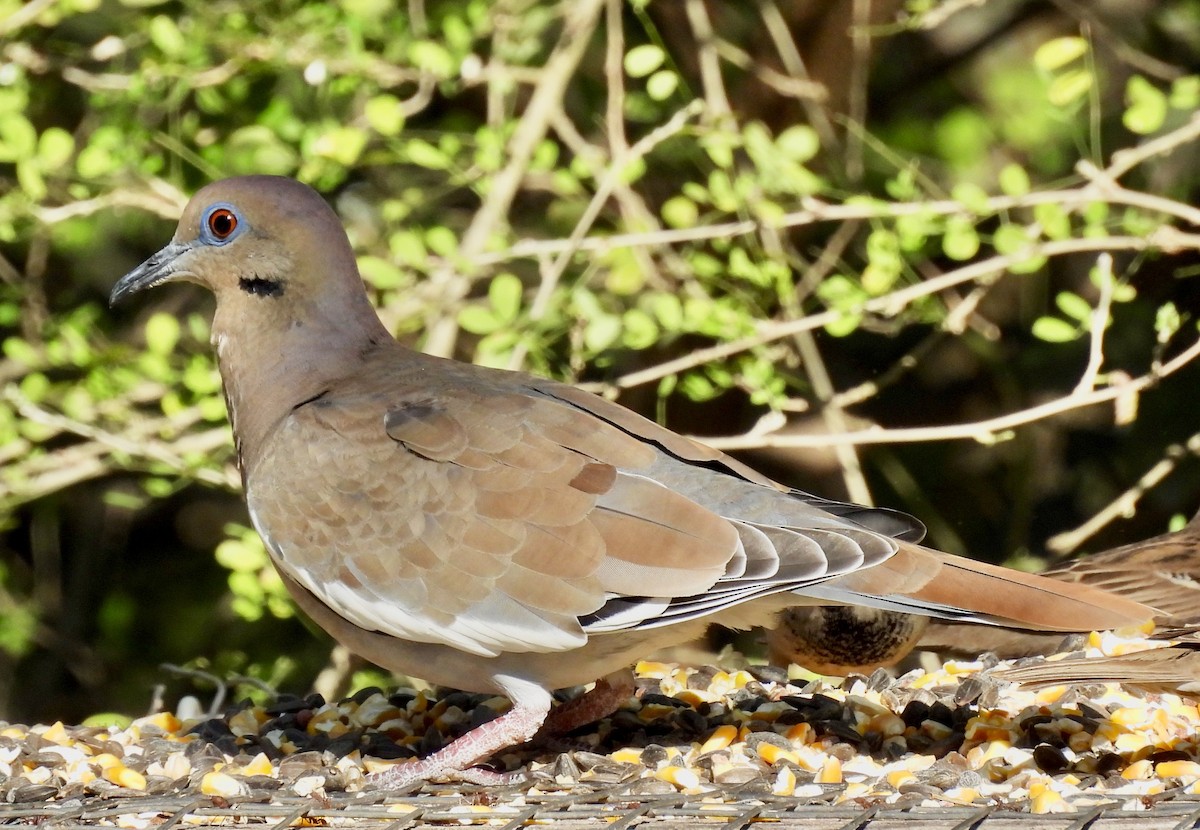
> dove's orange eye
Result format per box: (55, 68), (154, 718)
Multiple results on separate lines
(208, 208), (238, 239)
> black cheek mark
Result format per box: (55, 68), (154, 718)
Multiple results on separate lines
(239, 276), (285, 297)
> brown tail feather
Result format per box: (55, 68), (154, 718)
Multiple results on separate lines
(830, 543), (1158, 632)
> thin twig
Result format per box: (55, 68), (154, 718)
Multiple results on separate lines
(474, 184), (1200, 267)
(583, 230), (1200, 393)
(691, 335), (1200, 450)
(1046, 429), (1200, 554)
(1073, 253), (1113, 396)
(684, 0), (731, 120)
(507, 100), (703, 369)
(423, 0), (607, 358)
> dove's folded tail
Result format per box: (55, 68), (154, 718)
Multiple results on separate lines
(817, 542), (1159, 633)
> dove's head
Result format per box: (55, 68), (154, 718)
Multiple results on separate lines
(111, 175), (385, 341)
(111, 176), (391, 462)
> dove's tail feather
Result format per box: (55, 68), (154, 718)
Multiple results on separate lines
(815, 542), (1159, 633)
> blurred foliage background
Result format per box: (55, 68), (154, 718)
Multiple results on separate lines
(2, 0), (1200, 726)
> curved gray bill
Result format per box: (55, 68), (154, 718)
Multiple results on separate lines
(110, 242), (193, 306)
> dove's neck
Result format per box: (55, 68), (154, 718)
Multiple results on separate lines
(210, 291), (392, 481)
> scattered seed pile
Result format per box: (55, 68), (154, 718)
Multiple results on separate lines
(3, 627), (1199, 825)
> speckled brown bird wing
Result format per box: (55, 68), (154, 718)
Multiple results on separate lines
(1042, 522), (1200, 620)
(994, 641), (1200, 691)
(245, 362), (747, 658)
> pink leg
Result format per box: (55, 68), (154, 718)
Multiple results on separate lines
(366, 676), (551, 790)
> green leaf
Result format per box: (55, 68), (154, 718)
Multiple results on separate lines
(457, 305), (501, 335)
(0, 115), (36, 163)
(37, 127), (75, 169)
(408, 40), (455, 77)
(1048, 69), (1093, 108)
(861, 262), (899, 295)
(648, 292), (684, 332)
(583, 314), (621, 353)
(993, 223), (1031, 255)
(365, 94), (405, 136)
(700, 134), (736, 169)
(17, 160), (46, 201)
(405, 138), (449, 169)
(144, 312), (180, 356)
(1055, 291), (1092, 323)
(1034, 202), (1071, 240)
(942, 217), (980, 261)
(951, 182), (990, 214)
(1124, 75), (1168, 135)
(1034, 37), (1088, 71)
(776, 125), (819, 163)
(1169, 75), (1200, 110)
(646, 70), (678, 101)
(621, 308), (658, 349)
(825, 311), (862, 337)
(148, 14), (187, 57)
(1155, 302), (1181, 342)
(661, 195), (699, 229)
(4, 337), (40, 367)
(313, 126), (367, 165)
(425, 226), (457, 257)
(1032, 316), (1079, 342)
(358, 256), (407, 290)
(488, 273), (523, 322)
(624, 44), (665, 78)
(998, 163), (1030, 197)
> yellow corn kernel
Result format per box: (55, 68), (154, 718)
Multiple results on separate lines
(867, 714), (906, 738)
(611, 748), (643, 765)
(757, 743), (800, 767)
(40, 722), (69, 744)
(91, 753), (121, 771)
(1108, 707), (1147, 727)
(816, 756), (842, 784)
(674, 690), (707, 708)
(1067, 731), (1092, 753)
(105, 765), (147, 790)
(1156, 760), (1200, 780)
(635, 661), (673, 678)
(1031, 790), (1072, 814)
(966, 740), (1011, 767)
(785, 723), (813, 743)
(1033, 686), (1068, 705)
(1122, 759), (1153, 780)
(887, 770), (916, 788)
(772, 766), (796, 796)
(730, 670), (755, 688)
(1114, 733), (1150, 753)
(240, 752), (274, 777)
(700, 725), (737, 753)
(135, 712), (182, 734)
(201, 771), (247, 797)
(655, 765), (700, 789)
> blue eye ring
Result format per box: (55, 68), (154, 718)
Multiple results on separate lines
(201, 203), (244, 245)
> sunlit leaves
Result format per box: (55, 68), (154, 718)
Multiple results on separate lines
(215, 525), (294, 622)
(1124, 76), (1168, 135)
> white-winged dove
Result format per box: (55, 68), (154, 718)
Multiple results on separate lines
(771, 511), (1200, 672)
(110, 176), (1157, 787)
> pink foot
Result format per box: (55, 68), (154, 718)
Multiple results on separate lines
(365, 676), (551, 791)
